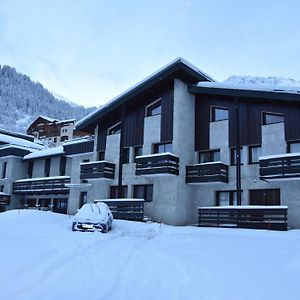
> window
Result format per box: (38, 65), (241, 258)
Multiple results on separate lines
(216, 190), (242, 206)
(110, 186), (128, 199)
(0, 185), (4, 193)
(60, 136), (68, 142)
(249, 189), (280, 206)
(248, 145), (262, 164)
(199, 150), (220, 164)
(287, 141), (300, 153)
(44, 158), (51, 177)
(146, 99), (162, 117)
(133, 146), (143, 160)
(153, 143), (173, 154)
(211, 106), (229, 122)
(2, 162), (7, 179)
(122, 148), (130, 164)
(262, 112), (284, 125)
(108, 122), (121, 135)
(231, 147), (244, 166)
(79, 192), (88, 208)
(83, 159), (89, 163)
(59, 157), (67, 176)
(53, 137), (57, 143)
(53, 199), (68, 214)
(98, 151), (105, 161)
(28, 161), (33, 178)
(133, 185), (153, 202)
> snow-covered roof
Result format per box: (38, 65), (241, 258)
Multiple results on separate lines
(199, 205), (288, 209)
(23, 146), (64, 160)
(63, 136), (94, 146)
(0, 133), (44, 150)
(76, 57), (215, 130)
(56, 119), (76, 124)
(0, 144), (37, 153)
(197, 81), (300, 95)
(32, 115), (58, 124)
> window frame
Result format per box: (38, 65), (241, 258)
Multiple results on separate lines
(121, 148), (130, 164)
(145, 98), (162, 118)
(109, 185), (128, 199)
(287, 141), (300, 153)
(153, 142), (173, 154)
(59, 156), (67, 176)
(133, 145), (143, 161)
(248, 145), (262, 164)
(107, 122), (121, 135)
(216, 190), (243, 206)
(133, 184), (153, 202)
(198, 149), (221, 164)
(262, 111), (284, 125)
(211, 106), (229, 122)
(44, 158), (51, 177)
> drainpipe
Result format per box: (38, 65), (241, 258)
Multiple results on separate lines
(235, 96), (242, 205)
(117, 105), (126, 198)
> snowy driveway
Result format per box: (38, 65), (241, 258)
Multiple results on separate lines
(0, 210), (299, 300)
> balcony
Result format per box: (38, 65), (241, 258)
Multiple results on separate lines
(135, 153), (179, 176)
(259, 153), (300, 180)
(186, 162), (228, 184)
(13, 176), (70, 195)
(80, 161), (115, 180)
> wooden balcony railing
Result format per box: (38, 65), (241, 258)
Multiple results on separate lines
(198, 206), (288, 231)
(80, 161), (115, 180)
(0, 193), (10, 206)
(135, 153), (179, 176)
(186, 162), (228, 184)
(259, 153), (300, 180)
(13, 176), (70, 195)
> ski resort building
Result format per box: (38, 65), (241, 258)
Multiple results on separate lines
(1, 58), (300, 228)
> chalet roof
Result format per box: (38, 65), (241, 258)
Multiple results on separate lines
(190, 81), (300, 101)
(76, 58), (215, 131)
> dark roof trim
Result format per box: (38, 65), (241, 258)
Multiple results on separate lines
(76, 58), (215, 131)
(188, 85), (300, 102)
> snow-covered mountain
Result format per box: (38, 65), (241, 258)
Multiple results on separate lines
(224, 75), (300, 87)
(0, 65), (97, 133)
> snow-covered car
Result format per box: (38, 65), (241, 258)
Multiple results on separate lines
(72, 202), (113, 233)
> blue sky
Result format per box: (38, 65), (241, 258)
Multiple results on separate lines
(0, 0), (299, 107)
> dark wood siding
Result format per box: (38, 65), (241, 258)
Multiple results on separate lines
(195, 94), (300, 151)
(64, 140), (94, 155)
(96, 81), (174, 150)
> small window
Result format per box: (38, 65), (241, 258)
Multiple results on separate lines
(287, 141), (300, 153)
(211, 106), (229, 122)
(122, 148), (130, 164)
(248, 145), (262, 164)
(60, 157), (67, 176)
(28, 161), (33, 178)
(108, 122), (121, 135)
(262, 112), (284, 125)
(133, 146), (143, 161)
(133, 185), (153, 202)
(216, 190), (243, 206)
(110, 186), (128, 199)
(199, 150), (220, 164)
(153, 143), (173, 154)
(60, 136), (69, 142)
(83, 159), (89, 163)
(231, 147), (244, 166)
(98, 151), (105, 161)
(44, 158), (51, 177)
(146, 99), (162, 117)
(2, 162), (7, 179)
(0, 185), (4, 193)
(53, 137), (57, 143)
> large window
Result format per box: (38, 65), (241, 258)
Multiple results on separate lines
(216, 190), (242, 206)
(133, 185), (153, 202)
(248, 145), (262, 164)
(249, 189), (280, 206)
(44, 158), (51, 177)
(153, 142), (173, 154)
(262, 112), (284, 125)
(59, 157), (67, 176)
(146, 99), (162, 117)
(110, 185), (128, 199)
(107, 122), (121, 135)
(199, 149), (220, 164)
(230, 147), (244, 166)
(211, 106), (229, 122)
(287, 141), (300, 153)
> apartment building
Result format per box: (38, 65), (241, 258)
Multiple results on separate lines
(1, 58), (300, 228)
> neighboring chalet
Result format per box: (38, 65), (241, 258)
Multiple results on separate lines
(27, 116), (87, 146)
(0, 58), (300, 229)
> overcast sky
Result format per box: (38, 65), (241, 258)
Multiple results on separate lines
(0, 0), (299, 107)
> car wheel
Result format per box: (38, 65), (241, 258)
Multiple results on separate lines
(72, 222), (76, 231)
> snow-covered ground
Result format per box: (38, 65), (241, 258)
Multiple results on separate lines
(0, 210), (300, 300)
